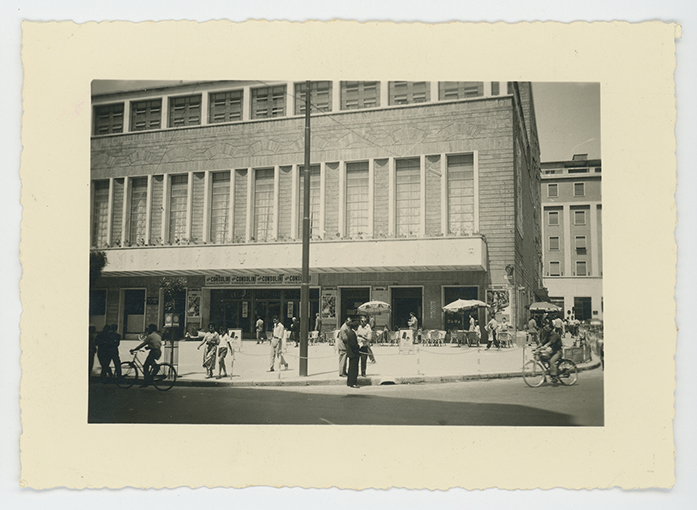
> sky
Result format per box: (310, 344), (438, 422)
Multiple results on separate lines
(93, 80), (601, 165)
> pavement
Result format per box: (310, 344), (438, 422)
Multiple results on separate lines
(93, 337), (601, 388)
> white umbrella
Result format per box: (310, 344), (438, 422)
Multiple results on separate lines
(529, 301), (561, 313)
(442, 299), (489, 313)
(357, 301), (391, 315)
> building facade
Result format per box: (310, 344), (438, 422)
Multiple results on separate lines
(90, 80), (544, 339)
(540, 155), (603, 321)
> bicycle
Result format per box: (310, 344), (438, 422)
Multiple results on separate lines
(116, 349), (177, 391)
(522, 348), (578, 387)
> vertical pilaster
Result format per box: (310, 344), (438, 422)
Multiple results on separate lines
(430, 81), (439, 102)
(291, 164), (299, 239)
(202, 171), (211, 243)
(185, 172), (193, 240)
(228, 170), (236, 243)
(273, 165), (280, 238)
(380, 81), (389, 108)
(368, 159), (375, 237)
(338, 161), (346, 237)
(162, 174), (170, 243)
(473, 151), (480, 232)
(200, 92), (209, 126)
(121, 176), (130, 245)
(563, 204), (571, 276)
(332, 80), (341, 112)
(388, 157), (395, 236)
(420, 154), (426, 236)
(145, 175), (153, 244)
(319, 162), (326, 239)
(160, 96), (169, 130)
(242, 86), (251, 121)
(440, 154), (448, 235)
(246, 169), (254, 242)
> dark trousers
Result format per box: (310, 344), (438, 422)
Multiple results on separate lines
(347, 357), (359, 386)
(486, 330), (499, 349)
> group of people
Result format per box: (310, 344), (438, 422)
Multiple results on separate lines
(256, 313), (324, 347)
(335, 316), (378, 388)
(187, 323), (236, 379)
(91, 323), (122, 383)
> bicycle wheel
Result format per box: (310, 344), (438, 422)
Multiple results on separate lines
(153, 363), (177, 391)
(522, 360), (546, 387)
(558, 359), (578, 386)
(116, 362), (138, 388)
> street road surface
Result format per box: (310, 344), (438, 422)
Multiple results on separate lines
(89, 367), (604, 426)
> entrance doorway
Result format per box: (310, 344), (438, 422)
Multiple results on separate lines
(122, 289), (145, 339)
(391, 287), (422, 331)
(573, 296), (592, 321)
(340, 287), (370, 324)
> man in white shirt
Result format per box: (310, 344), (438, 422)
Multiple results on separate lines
(256, 316), (265, 344)
(485, 316), (500, 350)
(356, 316), (376, 376)
(268, 316), (289, 372)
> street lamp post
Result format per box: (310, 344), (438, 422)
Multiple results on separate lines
(299, 81), (311, 376)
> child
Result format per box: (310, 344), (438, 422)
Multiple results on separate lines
(217, 326), (231, 379)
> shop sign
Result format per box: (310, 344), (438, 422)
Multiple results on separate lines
(205, 274), (310, 286)
(146, 296), (159, 306)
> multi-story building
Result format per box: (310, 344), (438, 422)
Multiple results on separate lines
(540, 155), (603, 321)
(89, 80), (544, 339)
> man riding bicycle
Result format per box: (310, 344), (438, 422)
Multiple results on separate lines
(537, 325), (563, 383)
(130, 324), (162, 387)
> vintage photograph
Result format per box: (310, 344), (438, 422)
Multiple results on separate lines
(88, 80), (604, 426)
(87, 79), (603, 426)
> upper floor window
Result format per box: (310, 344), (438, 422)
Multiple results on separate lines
(130, 99), (162, 132)
(210, 172), (231, 244)
(295, 81), (332, 114)
(254, 168), (275, 241)
(547, 183), (558, 198)
(93, 103), (124, 135)
(549, 236), (560, 250)
(395, 157), (421, 236)
(341, 81), (379, 110)
(576, 260), (587, 277)
(252, 85), (286, 119)
(548, 210), (560, 226)
(447, 154), (475, 235)
(169, 174), (188, 244)
(169, 95), (201, 127)
(129, 178), (148, 245)
(574, 182), (586, 197)
(575, 235), (587, 254)
(345, 162), (369, 237)
(549, 261), (561, 276)
(298, 165), (321, 238)
(209, 90), (243, 123)
(574, 210), (586, 225)
(439, 82), (484, 100)
(491, 82), (500, 96)
(389, 81), (430, 105)
(92, 180), (110, 247)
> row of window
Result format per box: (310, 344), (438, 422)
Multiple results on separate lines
(91, 154), (476, 247)
(548, 235), (587, 253)
(547, 209), (587, 226)
(546, 182), (587, 198)
(548, 260), (589, 277)
(93, 81), (509, 135)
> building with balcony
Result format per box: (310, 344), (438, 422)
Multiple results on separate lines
(540, 155), (603, 321)
(89, 80), (544, 339)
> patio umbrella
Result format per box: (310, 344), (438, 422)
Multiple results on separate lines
(529, 301), (561, 313)
(357, 301), (391, 315)
(442, 299), (489, 312)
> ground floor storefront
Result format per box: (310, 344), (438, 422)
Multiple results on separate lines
(543, 276), (603, 322)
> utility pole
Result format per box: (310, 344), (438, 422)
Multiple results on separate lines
(299, 81), (311, 376)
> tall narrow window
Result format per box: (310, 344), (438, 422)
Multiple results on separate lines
(92, 180), (110, 247)
(340, 81), (379, 110)
(251, 85), (286, 119)
(93, 103), (124, 135)
(389, 82), (430, 105)
(576, 260), (587, 276)
(549, 236), (560, 250)
(130, 99), (162, 131)
(439, 82), (484, 100)
(298, 165), (321, 238)
(169, 175), (188, 244)
(129, 178), (148, 245)
(210, 172), (231, 244)
(395, 158), (421, 236)
(574, 182), (586, 197)
(447, 154), (475, 235)
(254, 168), (275, 241)
(345, 162), (369, 237)
(169, 95), (201, 127)
(574, 210), (586, 225)
(547, 183), (558, 197)
(548, 210), (560, 226)
(209, 90), (243, 123)
(295, 82), (332, 114)
(491, 82), (500, 96)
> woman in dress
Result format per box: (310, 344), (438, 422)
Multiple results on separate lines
(196, 323), (220, 379)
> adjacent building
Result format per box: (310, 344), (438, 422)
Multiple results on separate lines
(89, 80), (544, 339)
(540, 154), (603, 321)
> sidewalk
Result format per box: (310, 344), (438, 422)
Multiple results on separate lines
(137, 340), (600, 388)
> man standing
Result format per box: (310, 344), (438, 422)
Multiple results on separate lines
(290, 317), (299, 347)
(130, 324), (162, 387)
(485, 316), (500, 350)
(268, 316), (289, 372)
(337, 317), (351, 377)
(345, 319), (361, 388)
(527, 316), (539, 345)
(356, 316), (373, 377)
(108, 323), (123, 380)
(314, 313), (323, 343)
(255, 316), (265, 344)
(408, 312), (418, 342)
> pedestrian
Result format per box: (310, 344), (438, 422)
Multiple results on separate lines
(485, 316), (500, 349)
(314, 313), (323, 343)
(107, 324), (123, 381)
(290, 316), (299, 347)
(196, 323), (220, 379)
(130, 324), (162, 387)
(96, 325), (112, 382)
(268, 316), (289, 372)
(527, 316), (539, 345)
(337, 317), (351, 377)
(357, 316), (373, 377)
(469, 314), (476, 332)
(217, 326), (231, 379)
(255, 316), (265, 344)
(345, 318), (361, 388)
(88, 325), (97, 378)
(408, 312), (418, 342)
